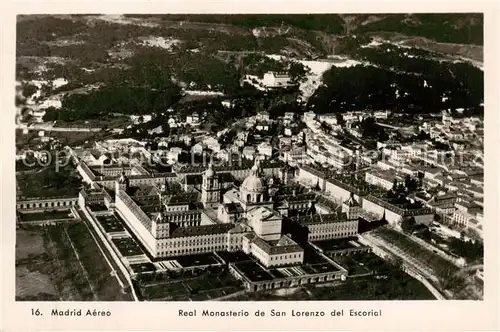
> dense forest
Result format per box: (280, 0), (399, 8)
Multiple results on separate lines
(354, 13), (483, 45)
(43, 84), (182, 122)
(122, 13), (483, 46)
(308, 43), (483, 115)
(123, 14), (346, 34)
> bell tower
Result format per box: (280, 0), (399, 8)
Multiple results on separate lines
(342, 192), (361, 220)
(115, 168), (129, 193)
(201, 161), (220, 209)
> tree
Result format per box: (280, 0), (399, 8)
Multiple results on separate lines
(420, 228), (432, 241)
(417, 171), (425, 186)
(403, 175), (419, 193)
(378, 129), (389, 142)
(336, 113), (346, 127)
(161, 123), (170, 137)
(390, 256), (404, 270)
(21, 84), (38, 99)
(320, 122), (333, 133)
(401, 217), (416, 233)
(42, 107), (59, 122)
(288, 61), (307, 83)
(15, 95), (24, 107)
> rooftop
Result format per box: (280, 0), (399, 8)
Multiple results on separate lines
(294, 212), (348, 226)
(223, 202), (245, 214)
(165, 193), (198, 206)
(248, 234), (303, 255)
(170, 223), (235, 238)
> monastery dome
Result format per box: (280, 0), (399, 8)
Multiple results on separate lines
(241, 174), (265, 193)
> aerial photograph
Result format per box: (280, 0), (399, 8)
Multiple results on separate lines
(15, 13), (484, 302)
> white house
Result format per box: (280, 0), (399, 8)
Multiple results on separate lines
(32, 110), (46, 123)
(256, 111), (270, 122)
(262, 72), (291, 88)
(257, 142), (273, 159)
(216, 149), (230, 162)
(148, 126), (163, 135)
(169, 147), (184, 160)
(192, 142), (204, 155)
(40, 98), (62, 110)
(168, 117), (178, 128)
(373, 110), (390, 119)
(186, 114), (200, 126)
(242, 146), (256, 160)
(130, 115), (152, 125)
(203, 137), (221, 153)
(256, 121), (270, 132)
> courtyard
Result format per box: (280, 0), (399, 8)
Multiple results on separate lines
(97, 214), (125, 233)
(112, 237), (144, 257)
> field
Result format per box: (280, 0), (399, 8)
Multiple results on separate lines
(19, 210), (73, 222)
(16, 164), (81, 198)
(16, 266), (59, 301)
(15, 223), (132, 301)
(46, 130), (120, 147)
(16, 226), (91, 301)
(15, 228), (59, 300)
(66, 221), (133, 301)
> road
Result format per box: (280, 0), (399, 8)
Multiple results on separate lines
(18, 123), (102, 132)
(375, 122), (400, 130)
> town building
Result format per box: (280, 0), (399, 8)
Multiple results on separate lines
(262, 72), (292, 88)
